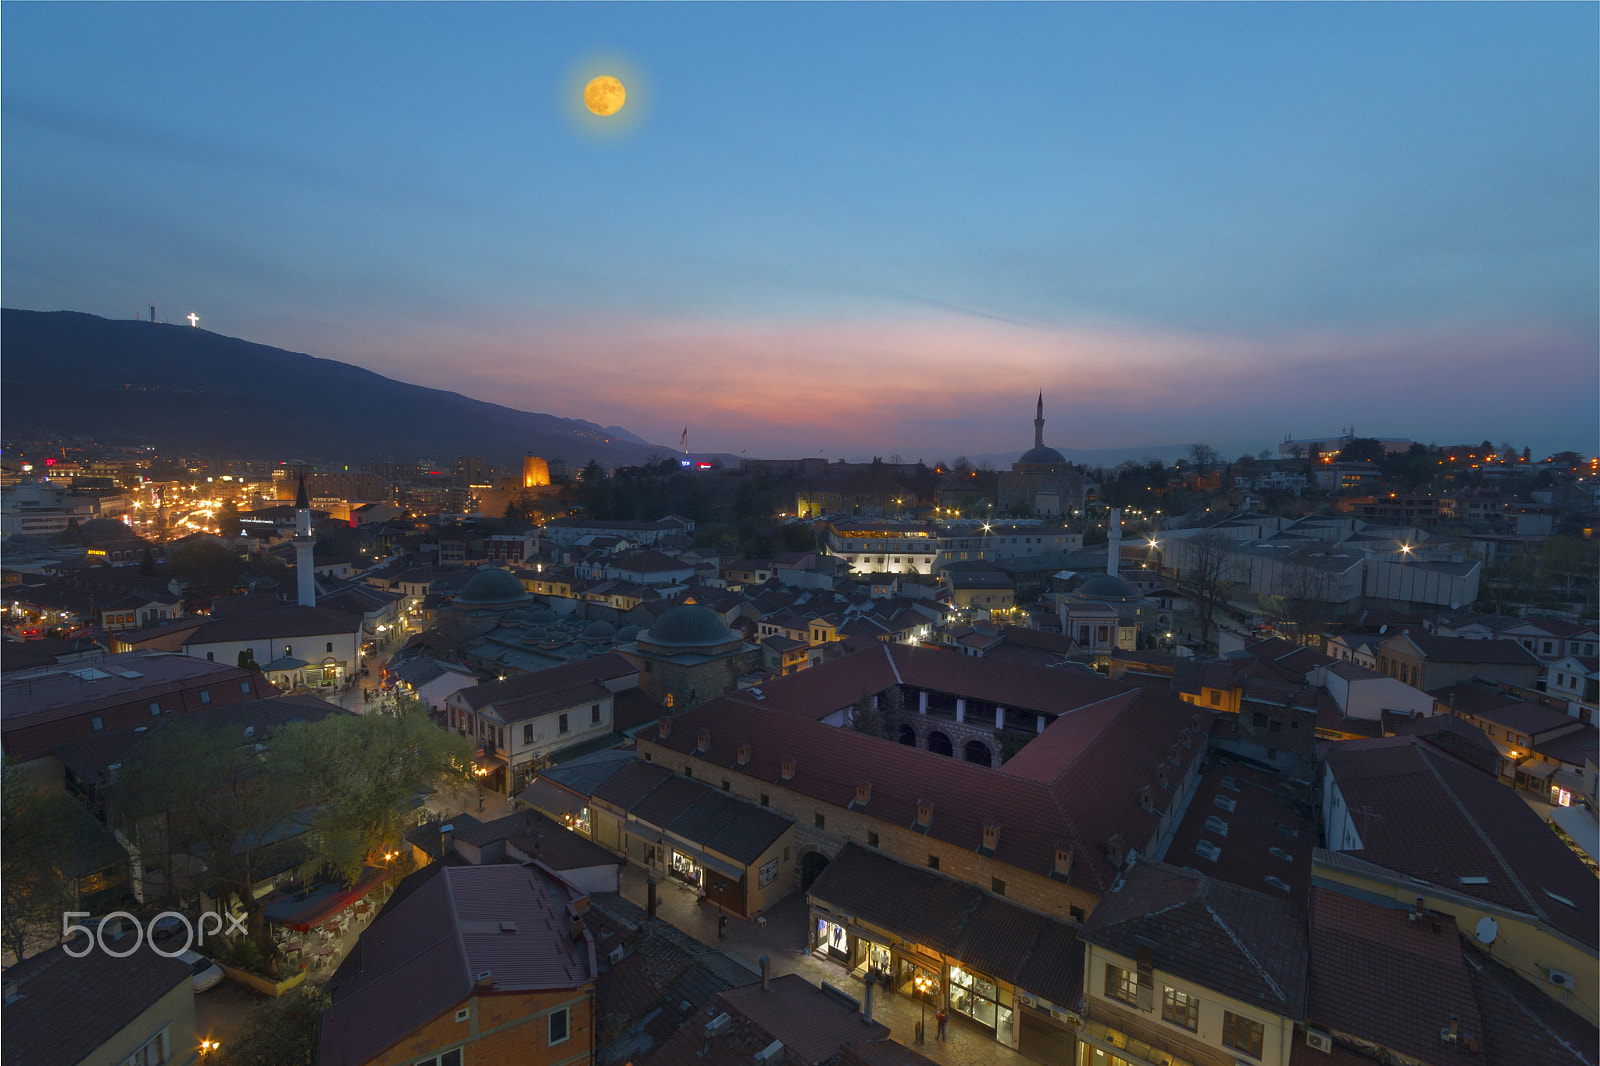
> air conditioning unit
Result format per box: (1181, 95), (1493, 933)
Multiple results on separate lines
(1018, 993), (1037, 1008)
(608, 946), (625, 964)
(1305, 1029), (1333, 1053)
(704, 1012), (731, 1037)
(1548, 970), (1576, 989)
(754, 1040), (784, 1065)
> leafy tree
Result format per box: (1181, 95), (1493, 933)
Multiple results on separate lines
(1, 760), (84, 962)
(848, 690), (885, 739)
(168, 538), (248, 590)
(273, 708), (474, 886)
(1337, 438), (1386, 464)
(108, 719), (302, 964)
(238, 649), (262, 673)
(139, 547), (159, 576)
(219, 985), (329, 1066)
(880, 684), (906, 742)
(61, 518), (83, 545)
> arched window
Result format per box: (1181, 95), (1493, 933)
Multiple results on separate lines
(326, 641), (333, 653)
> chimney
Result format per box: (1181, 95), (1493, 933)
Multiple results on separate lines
(569, 917), (585, 940)
(475, 970), (493, 990)
(658, 715), (673, 740)
(440, 823), (455, 855)
(1155, 764), (1169, 789)
(1139, 785), (1154, 812)
(696, 728), (711, 753)
(1054, 843), (1073, 881)
(1105, 834), (1126, 865)
(759, 955), (771, 991)
(916, 799), (934, 828)
(854, 782), (872, 807)
(780, 757), (796, 782)
(981, 820), (1000, 852)
(1449, 1015), (1459, 1038)
(736, 742), (751, 767)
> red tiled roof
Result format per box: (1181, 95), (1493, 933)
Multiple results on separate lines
(1389, 630), (1541, 667)
(1461, 930), (1599, 1065)
(451, 651), (635, 712)
(1164, 764), (1314, 905)
(1307, 889), (1482, 1066)
(1325, 736), (1599, 947)
(651, 683), (1208, 893)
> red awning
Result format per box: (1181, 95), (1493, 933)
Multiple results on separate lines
(267, 864), (392, 932)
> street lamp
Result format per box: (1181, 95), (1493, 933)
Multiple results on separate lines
(914, 971), (934, 1043)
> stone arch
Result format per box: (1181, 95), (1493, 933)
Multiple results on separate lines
(964, 739), (994, 766)
(898, 723), (918, 747)
(927, 731), (953, 757)
(800, 850), (830, 890)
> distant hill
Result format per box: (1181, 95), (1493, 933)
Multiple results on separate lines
(0, 309), (685, 467)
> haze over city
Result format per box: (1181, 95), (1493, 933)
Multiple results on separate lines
(4, 3), (1596, 458)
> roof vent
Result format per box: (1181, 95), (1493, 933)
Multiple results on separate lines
(1104, 834), (1126, 865)
(1221, 776), (1241, 791)
(1213, 794), (1237, 813)
(749, 688), (765, 700)
(735, 743), (752, 767)
(980, 820), (1000, 853)
(1204, 816), (1229, 837)
(1269, 846), (1294, 862)
(754, 1041), (785, 1065)
(852, 782), (872, 809)
(1194, 839), (1221, 862)
(780, 757), (796, 782)
(695, 728), (711, 754)
(500, 921), (517, 933)
(915, 799), (934, 830)
(704, 1012), (732, 1037)
(658, 715), (673, 739)
(475, 970), (493, 989)
(1264, 875), (1291, 892)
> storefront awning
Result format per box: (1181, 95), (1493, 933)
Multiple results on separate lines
(517, 777), (587, 820)
(1519, 760), (1558, 780)
(263, 864), (392, 932)
(664, 835), (744, 881)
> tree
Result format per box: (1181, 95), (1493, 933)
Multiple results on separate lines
(219, 985), (328, 1066)
(1, 760), (84, 962)
(273, 708), (475, 886)
(109, 719), (303, 964)
(1337, 438), (1386, 464)
(880, 684), (906, 743)
(847, 690), (885, 739)
(1187, 444), (1221, 475)
(238, 649), (262, 673)
(61, 517), (83, 545)
(1177, 532), (1242, 649)
(139, 547), (159, 576)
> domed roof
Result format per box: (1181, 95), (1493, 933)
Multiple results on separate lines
(581, 620), (617, 640)
(526, 607), (558, 625)
(1017, 446), (1068, 465)
(642, 600), (737, 648)
(1075, 573), (1142, 601)
(456, 568), (530, 606)
(616, 624), (642, 642)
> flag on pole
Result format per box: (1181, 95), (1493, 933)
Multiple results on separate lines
(680, 426), (688, 452)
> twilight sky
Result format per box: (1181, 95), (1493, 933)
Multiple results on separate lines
(4, 3), (1596, 461)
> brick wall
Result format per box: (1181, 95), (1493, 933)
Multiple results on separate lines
(364, 987), (593, 1066)
(636, 738), (1099, 920)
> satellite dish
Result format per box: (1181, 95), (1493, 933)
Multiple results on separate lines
(1379, 625), (1387, 634)
(1475, 916), (1498, 945)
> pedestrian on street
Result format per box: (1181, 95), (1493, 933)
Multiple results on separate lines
(936, 1009), (947, 1041)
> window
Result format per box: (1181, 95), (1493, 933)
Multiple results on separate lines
(150, 702), (161, 717)
(455, 1007), (470, 1022)
(591, 703), (601, 724)
(867, 831), (879, 848)
(759, 858), (779, 886)
(1104, 963), (1138, 1005)
(1252, 712), (1267, 728)
(815, 813), (826, 829)
(1222, 1011), (1264, 1058)
(928, 854), (940, 871)
(548, 1007), (570, 1046)
(760, 794), (770, 807)
(722, 779), (731, 792)
(241, 681), (251, 694)
(1162, 987), (1199, 1030)
(684, 766), (693, 779)
(1209, 689), (1221, 706)
(200, 690), (211, 704)
(206, 652), (215, 661)
(414, 1052), (463, 1066)
(991, 877), (1006, 896)
(524, 723), (534, 745)
(558, 713), (569, 734)
(326, 642), (334, 653)
(122, 1026), (170, 1065)
(1070, 905), (1085, 923)
(497, 726), (504, 749)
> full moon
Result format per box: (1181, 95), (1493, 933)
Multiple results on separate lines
(584, 75), (626, 117)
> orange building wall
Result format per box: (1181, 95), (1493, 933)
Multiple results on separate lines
(363, 986), (593, 1066)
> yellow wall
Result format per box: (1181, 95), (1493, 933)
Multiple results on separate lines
(1313, 860), (1598, 1025)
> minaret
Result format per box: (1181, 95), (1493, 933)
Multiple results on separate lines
(1034, 392), (1045, 450)
(293, 474), (316, 607)
(1107, 507), (1123, 577)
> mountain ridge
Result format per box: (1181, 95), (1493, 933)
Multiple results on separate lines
(0, 309), (696, 467)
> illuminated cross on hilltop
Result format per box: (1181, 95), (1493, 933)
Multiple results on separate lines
(186, 312), (199, 328)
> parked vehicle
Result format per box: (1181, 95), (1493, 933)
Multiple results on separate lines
(180, 950), (225, 993)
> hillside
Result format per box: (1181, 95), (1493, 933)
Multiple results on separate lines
(0, 309), (678, 466)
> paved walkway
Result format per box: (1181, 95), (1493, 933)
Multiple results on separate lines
(617, 866), (1042, 1066)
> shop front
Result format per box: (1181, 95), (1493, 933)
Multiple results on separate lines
(815, 916), (852, 962)
(949, 964), (1016, 1046)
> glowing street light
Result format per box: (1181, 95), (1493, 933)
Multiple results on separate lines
(914, 971), (935, 1043)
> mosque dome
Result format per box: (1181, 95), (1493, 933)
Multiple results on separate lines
(581, 620), (618, 641)
(616, 624), (642, 642)
(642, 601), (737, 648)
(1017, 446), (1068, 465)
(1075, 573), (1143, 602)
(455, 568), (530, 607)
(526, 607), (558, 625)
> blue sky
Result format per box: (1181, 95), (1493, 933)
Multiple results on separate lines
(4, 3), (1596, 459)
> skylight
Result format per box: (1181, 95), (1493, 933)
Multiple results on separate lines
(1204, 816), (1230, 837)
(1458, 876), (1490, 886)
(1194, 840), (1221, 862)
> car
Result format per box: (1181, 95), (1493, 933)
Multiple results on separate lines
(180, 949), (225, 993)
